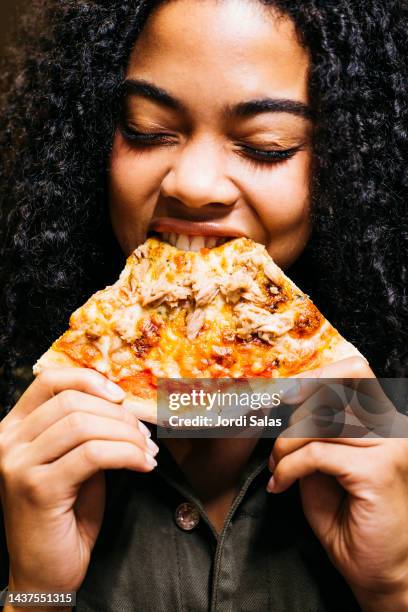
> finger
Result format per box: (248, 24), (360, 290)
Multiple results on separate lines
(348, 378), (402, 434)
(284, 397), (376, 439)
(29, 412), (157, 464)
(5, 367), (126, 424)
(285, 385), (350, 438)
(122, 398), (157, 425)
(280, 356), (373, 405)
(281, 358), (398, 437)
(286, 379), (401, 437)
(294, 356), (374, 380)
(271, 435), (379, 469)
(74, 472), (106, 550)
(268, 440), (359, 493)
(299, 472), (346, 542)
(49, 440), (157, 488)
(14, 390), (141, 443)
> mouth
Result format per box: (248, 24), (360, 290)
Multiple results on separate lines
(148, 217), (246, 252)
(149, 231), (231, 250)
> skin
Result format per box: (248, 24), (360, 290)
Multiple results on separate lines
(0, 369), (158, 612)
(270, 359), (408, 611)
(109, 0), (313, 269)
(1, 2), (408, 611)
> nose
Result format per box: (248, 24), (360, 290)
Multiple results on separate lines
(160, 136), (239, 208)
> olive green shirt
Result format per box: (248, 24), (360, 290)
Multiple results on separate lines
(1, 434), (362, 611)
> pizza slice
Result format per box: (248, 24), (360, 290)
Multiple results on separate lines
(33, 237), (363, 419)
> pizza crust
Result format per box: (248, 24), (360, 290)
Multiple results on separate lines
(310, 335), (366, 369)
(33, 348), (79, 373)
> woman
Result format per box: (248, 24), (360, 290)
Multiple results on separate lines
(0, 0), (407, 610)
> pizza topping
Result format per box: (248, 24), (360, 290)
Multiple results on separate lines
(132, 338), (155, 358)
(121, 238), (288, 315)
(194, 280), (220, 305)
(90, 335), (112, 373)
(145, 356), (181, 377)
(211, 346), (235, 369)
(112, 304), (143, 342)
(128, 258), (149, 294)
(84, 324), (103, 341)
(234, 302), (295, 342)
(263, 260), (284, 287)
(212, 346), (233, 357)
(139, 279), (173, 306)
(291, 303), (324, 338)
(265, 287), (288, 312)
(191, 256), (220, 305)
(34, 236), (355, 386)
(119, 372), (156, 400)
(111, 346), (135, 365)
(141, 317), (162, 342)
(186, 308), (206, 340)
(220, 270), (265, 304)
(222, 327), (236, 342)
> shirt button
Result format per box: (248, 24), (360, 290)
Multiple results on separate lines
(174, 502), (200, 531)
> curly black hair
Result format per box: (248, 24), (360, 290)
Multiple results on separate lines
(0, 0), (407, 415)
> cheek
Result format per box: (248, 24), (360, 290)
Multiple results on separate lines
(243, 151), (312, 267)
(108, 132), (165, 253)
(253, 151), (311, 229)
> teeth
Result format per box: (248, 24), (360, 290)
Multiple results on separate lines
(176, 234), (190, 250)
(159, 232), (230, 251)
(205, 237), (217, 248)
(190, 236), (205, 251)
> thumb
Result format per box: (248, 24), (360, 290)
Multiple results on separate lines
(300, 472), (346, 546)
(74, 472), (106, 551)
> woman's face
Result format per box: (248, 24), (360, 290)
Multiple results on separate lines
(109, 0), (312, 269)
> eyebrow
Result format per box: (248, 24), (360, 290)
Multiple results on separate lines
(227, 98), (313, 120)
(122, 79), (186, 113)
(122, 78), (313, 120)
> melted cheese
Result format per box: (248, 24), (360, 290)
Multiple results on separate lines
(36, 237), (340, 395)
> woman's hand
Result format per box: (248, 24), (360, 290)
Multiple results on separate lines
(268, 357), (408, 611)
(0, 367), (158, 599)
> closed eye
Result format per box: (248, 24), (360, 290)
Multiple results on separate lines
(236, 144), (302, 166)
(120, 124), (303, 166)
(120, 124), (177, 147)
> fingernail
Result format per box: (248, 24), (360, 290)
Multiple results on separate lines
(268, 455), (275, 472)
(145, 453), (158, 468)
(266, 476), (276, 493)
(146, 438), (159, 456)
(138, 421), (152, 438)
(105, 380), (126, 400)
(280, 382), (301, 404)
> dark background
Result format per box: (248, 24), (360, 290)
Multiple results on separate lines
(0, 1), (25, 56)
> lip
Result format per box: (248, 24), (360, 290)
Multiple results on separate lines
(148, 217), (247, 238)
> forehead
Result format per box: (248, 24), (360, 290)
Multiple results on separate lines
(126, 0), (310, 110)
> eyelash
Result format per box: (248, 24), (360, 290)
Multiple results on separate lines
(120, 125), (301, 166)
(237, 145), (300, 166)
(120, 125), (177, 147)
